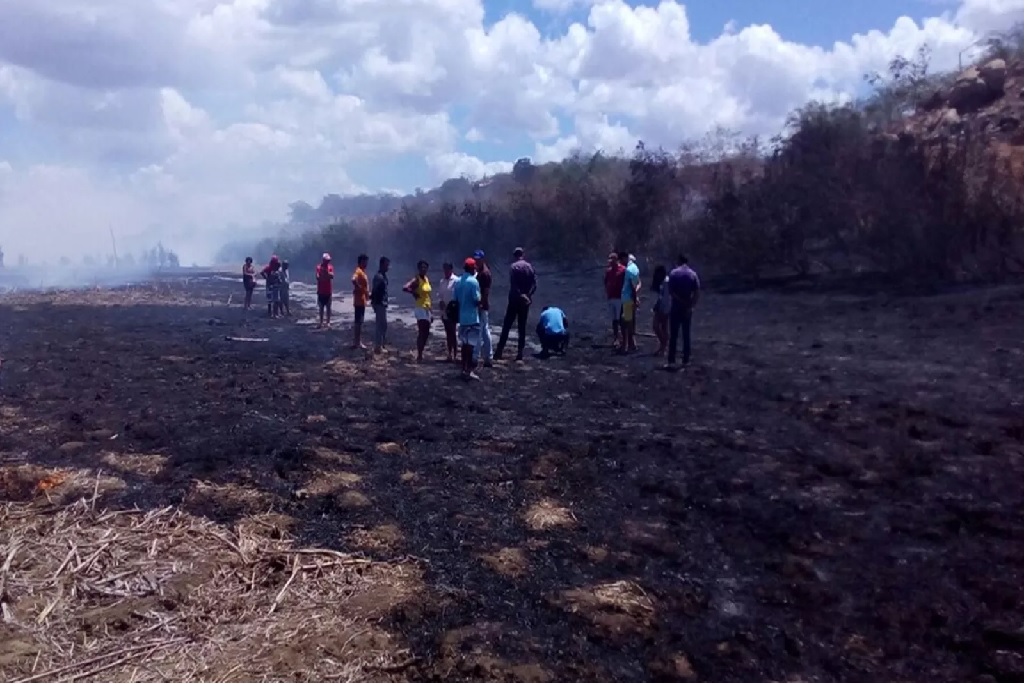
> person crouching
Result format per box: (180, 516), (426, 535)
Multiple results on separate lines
(536, 306), (569, 357)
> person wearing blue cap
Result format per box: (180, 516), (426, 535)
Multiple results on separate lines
(473, 249), (493, 367)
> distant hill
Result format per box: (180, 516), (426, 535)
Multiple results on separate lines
(282, 157), (633, 228)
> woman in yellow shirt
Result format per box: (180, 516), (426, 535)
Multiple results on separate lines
(403, 260), (433, 362)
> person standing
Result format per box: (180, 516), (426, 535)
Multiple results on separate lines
(242, 257), (256, 310)
(315, 253), (334, 329)
(351, 254), (370, 350)
(403, 260), (433, 362)
(494, 247), (537, 362)
(473, 250), (493, 367)
(604, 252), (625, 347)
(665, 255), (701, 370)
(452, 257), (482, 380)
(260, 255), (283, 319)
(619, 253), (641, 353)
(650, 265), (670, 355)
(371, 256), (391, 354)
(436, 262), (459, 361)
(280, 259), (292, 317)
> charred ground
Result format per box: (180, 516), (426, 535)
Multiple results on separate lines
(0, 272), (1022, 682)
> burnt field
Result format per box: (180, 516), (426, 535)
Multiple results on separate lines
(0, 271), (1022, 682)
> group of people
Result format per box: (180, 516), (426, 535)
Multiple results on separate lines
(389, 246), (553, 379)
(243, 255), (292, 318)
(604, 250), (700, 369)
(240, 244), (699, 372)
(240, 248), (545, 375)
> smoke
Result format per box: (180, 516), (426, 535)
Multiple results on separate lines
(0, 163), (280, 283)
(0, 262), (171, 292)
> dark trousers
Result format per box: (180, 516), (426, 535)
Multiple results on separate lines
(537, 329), (568, 355)
(667, 307), (692, 365)
(496, 296), (530, 358)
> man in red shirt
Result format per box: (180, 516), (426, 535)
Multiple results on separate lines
(603, 251), (626, 347)
(315, 252), (335, 329)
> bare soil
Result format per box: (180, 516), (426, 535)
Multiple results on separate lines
(0, 271), (1021, 682)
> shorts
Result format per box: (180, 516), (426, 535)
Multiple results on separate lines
(243, 278), (255, 292)
(317, 293), (332, 308)
(458, 323), (480, 347)
(414, 307), (431, 322)
(606, 299), (621, 321)
(621, 300), (636, 323)
(266, 287), (280, 302)
(354, 305), (366, 324)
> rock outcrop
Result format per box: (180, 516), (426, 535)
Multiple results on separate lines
(895, 58), (1023, 146)
(872, 57), (1023, 186)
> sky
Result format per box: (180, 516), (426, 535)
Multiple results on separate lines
(0, 0), (1022, 264)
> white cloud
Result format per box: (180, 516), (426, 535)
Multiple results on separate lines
(0, 0), (1021, 264)
(426, 151), (513, 182)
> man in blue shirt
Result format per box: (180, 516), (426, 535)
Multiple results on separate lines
(536, 306), (569, 357)
(620, 253), (641, 352)
(665, 254), (700, 369)
(453, 257), (482, 380)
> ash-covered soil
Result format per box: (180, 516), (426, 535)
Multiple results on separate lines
(0, 270), (1021, 682)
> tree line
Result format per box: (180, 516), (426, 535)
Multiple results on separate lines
(239, 31), (1023, 287)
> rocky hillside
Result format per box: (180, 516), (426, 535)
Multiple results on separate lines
(883, 57), (1023, 182)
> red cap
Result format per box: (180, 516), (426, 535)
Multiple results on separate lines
(463, 257), (477, 269)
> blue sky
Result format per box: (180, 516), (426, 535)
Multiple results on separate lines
(489, 0), (954, 44)
(0, 0), (1019, 262)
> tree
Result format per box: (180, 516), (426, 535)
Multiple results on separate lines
(288, 200), (317, 225)
(615, 141), (682, 250)
(864, 44), (937, 125)
(512, 157), (535, 184)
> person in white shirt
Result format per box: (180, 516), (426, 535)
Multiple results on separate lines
(436, 262), (460, 361)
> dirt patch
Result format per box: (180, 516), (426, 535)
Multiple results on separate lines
(479, 546), (529, 578)
(559, 580), (657, 638)
(523, 499), (576, 531)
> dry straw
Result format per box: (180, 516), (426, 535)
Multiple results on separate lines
(0, 471), (420, 682)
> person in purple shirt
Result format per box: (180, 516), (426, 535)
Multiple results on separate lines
(665, 254), (700, 369)
(494, 246), (537, 362)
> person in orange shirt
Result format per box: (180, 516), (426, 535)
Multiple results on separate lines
(351, 253), (370, 349)
(315, 252), (334, 329)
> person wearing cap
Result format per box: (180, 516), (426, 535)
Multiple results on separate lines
(260, 255), (283, 319)
(402, 260), (433, 362)
(371, 256), (391, 353)
(436, 262), (459, 361)
(494, 247), (537, 362)
(452, 257), (482, 380)
(536, 306), (569, 357)
(279, 259), (291, 317)
(315, 253), (335, 328)
(604, 251), (625, 347)
(473, 250), (493, 367)
(619, 252), (641, 352)
(351, 254), (370, 349)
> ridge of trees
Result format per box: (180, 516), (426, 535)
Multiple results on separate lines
(230, 28), (1024, 286)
